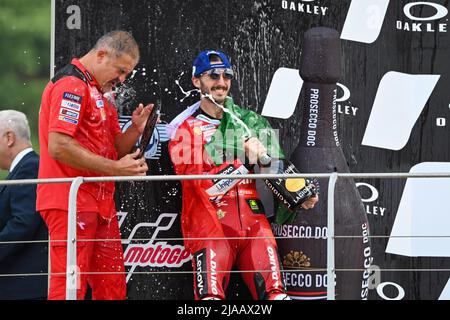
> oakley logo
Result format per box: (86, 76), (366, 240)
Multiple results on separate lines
(281, 0), (329, 16)
(336, 83), (351, 103)
(356, 183), (379, 202)
(397, 1), (448, 32)
(355, 183), (386, 217)
(336, 83), (358, 117)
(403, 2), (448, 21)
(376, 282), (406, 300)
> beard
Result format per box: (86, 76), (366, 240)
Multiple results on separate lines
(201, 84), (229, 105)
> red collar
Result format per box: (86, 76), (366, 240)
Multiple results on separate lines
(71, 58), (103, 92)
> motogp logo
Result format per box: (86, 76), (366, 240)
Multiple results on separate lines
(118, 212), (191, 283)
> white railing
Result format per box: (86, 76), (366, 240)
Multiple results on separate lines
(3, 172), (450, 300)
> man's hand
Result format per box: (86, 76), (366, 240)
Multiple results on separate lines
(132, 103), (154, 134)
(301, 194), (319, 210)
(113, 149), (148, 176)
(244, 137), (267, 165)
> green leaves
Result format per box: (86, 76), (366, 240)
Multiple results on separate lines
(0, 0), (50, 146)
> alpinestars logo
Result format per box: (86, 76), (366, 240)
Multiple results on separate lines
(396, 1), (448, 33)
(119, 212), (191, 282)
(281, 0), (329, 16)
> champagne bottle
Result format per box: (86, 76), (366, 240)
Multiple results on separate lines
(138, 104), (161, 158)
(272, 27), (372, 300)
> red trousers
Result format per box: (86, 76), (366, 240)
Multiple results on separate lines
(40, 209), (126, 300)
(188, 208), (286, 300)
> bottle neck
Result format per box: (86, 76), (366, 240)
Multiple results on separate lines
(298, 82), (340, 148)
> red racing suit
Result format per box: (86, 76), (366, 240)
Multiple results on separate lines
(37, 58), (125, 300)
(168, 102), (287, 300)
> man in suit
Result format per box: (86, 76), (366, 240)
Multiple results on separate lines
(0, 110), (48, 299)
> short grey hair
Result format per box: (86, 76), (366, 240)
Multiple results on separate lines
(0, 110), (31, 143)
(93, 30), (140, 61)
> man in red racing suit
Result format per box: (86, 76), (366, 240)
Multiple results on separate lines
(37, 31), (151, 299)
(168, 50), (318, 300)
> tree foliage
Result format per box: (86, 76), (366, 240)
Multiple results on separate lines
(0, 0), (50, 178)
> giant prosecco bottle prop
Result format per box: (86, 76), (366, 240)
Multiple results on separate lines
(273, 27), (372, 300)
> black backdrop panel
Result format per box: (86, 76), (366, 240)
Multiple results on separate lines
(55, 0), (450, 300)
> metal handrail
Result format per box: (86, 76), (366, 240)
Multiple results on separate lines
(3, 172), (450, 300)
(3, 171), (450, 186)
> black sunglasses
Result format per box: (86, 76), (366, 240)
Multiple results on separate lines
(204, 68), (234, 80)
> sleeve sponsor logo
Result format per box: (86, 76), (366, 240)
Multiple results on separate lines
(58, 115), (78, 125)
(63, 92), (82, 103)
(61, 99), (81, 111)
(59, 108), (79, 119)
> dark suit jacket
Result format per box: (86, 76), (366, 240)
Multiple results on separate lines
(0, 151), (48, 299)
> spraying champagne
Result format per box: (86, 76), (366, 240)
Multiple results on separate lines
(138, 104), (161, 158)
(202, 92), (317, 210)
